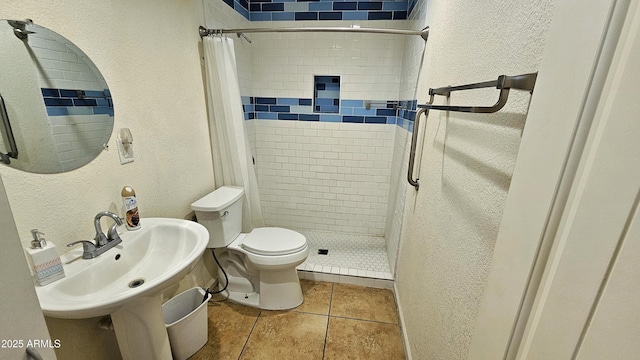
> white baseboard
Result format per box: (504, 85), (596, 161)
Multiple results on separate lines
(394, 281), (412, 360)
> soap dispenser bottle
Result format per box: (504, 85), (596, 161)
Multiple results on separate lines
(24, 229), (65, 286)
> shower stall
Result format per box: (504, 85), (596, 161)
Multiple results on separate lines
(201, 23), (427, 286)
(246, 119), (402, 284)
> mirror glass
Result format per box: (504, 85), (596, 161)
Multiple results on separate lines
(0, 20), (114, 173)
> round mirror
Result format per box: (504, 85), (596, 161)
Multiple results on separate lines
(0, 20), (113, 173)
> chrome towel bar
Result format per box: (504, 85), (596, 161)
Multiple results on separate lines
(417, 72), (538, 113)
(408, 72), (538, 190)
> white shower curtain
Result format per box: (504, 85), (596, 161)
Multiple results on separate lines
(203, 35), (264, 231)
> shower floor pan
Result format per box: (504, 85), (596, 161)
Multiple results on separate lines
(295, 230), (394, 282)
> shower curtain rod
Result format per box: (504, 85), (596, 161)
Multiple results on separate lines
(199, 25), (429, 42)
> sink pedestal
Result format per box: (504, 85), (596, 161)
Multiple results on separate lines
(111, 294), (172, 360)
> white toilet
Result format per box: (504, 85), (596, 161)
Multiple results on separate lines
(191, 186), (309, 310)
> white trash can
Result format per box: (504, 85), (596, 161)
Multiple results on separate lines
(163, 287), (212, 360)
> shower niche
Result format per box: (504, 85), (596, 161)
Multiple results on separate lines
(313, 75), (340, 113)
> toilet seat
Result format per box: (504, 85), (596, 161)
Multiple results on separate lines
(241, 227), (307, 256)
(226, 229), (309, 270)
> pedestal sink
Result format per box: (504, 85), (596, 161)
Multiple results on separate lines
(35, 218), (209, 360)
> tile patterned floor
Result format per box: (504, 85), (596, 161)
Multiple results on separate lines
(190, 280), (406, 360)
(296, 230), (394, 280)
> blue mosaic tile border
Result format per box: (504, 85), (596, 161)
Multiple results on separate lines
(242, 96), (417, 131)
(42, 88), (114, 117)
(223, 0), (250, 20)
(407, 0), (417, 17)
(223, 0), (409, 21)
(397, 99), (417, 132)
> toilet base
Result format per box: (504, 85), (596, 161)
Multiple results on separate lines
(223, 290), (260, 308)
(221, 268), (303, 310)
(260, 268), (304, 310)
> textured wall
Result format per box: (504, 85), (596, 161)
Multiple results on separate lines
(0, 0), (220, 359)
(0, 0), (213, 260)
(394, 0), (555, 359)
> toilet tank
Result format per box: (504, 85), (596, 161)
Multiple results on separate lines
(191, 186), (244, 248)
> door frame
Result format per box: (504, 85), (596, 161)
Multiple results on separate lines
(468, 0), (633, 358)
(0, 173), (57, 359)
(515, 1), (640, 357)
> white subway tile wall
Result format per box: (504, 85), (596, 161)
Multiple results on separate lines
(247, 119), (395, 236)
(51, 115), (112, 171)
(384, 126), (411, 271)
(29, 28), (107, 92)
(248, 20), (408, 100)
(398, 26), (425, 99)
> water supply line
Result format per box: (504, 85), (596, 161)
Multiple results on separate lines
(202, 249), (229, 303)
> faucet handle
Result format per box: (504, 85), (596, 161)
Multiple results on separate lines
(66, 240), (99, 260)
(66, 240), (97, 251)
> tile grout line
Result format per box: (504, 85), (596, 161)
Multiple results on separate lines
(237, 309), (262, 360)
(327, 313), (399, 326)
(321, 282), (335, 360)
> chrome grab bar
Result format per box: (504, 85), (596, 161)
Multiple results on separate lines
(407, 95), (433, 190)
(418, 73), (538, 113)
(0, 94), (18, 164)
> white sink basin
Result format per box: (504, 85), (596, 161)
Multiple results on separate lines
(36, 218), (209, 319)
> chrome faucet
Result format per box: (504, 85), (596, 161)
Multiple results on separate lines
(93, 211), (123, 246)
(67, 211), (123, 259)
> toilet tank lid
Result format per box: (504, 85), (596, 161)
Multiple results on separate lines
(191, 186), (244, 212)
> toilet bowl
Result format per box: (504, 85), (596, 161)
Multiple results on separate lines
(191, 186), (308, 310)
